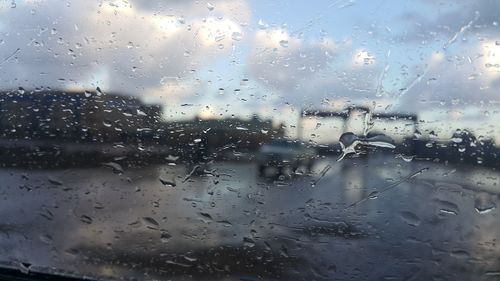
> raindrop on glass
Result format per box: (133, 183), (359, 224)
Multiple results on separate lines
(399, 211), (421, 226)
(231, 32), (242, 41)
(279, 40), (289, 48)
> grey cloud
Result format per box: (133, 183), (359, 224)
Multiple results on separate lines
(247, 50), (382, 108)
(247, 44), (336, 92)
(245, 27), (387, 108)
(385, 0), (500, 111)
(397, 0), (500, 43)
(246, 29), (345, 107)
(396, 58), (500, 111)
(295, 66), (382, 106)
(129, 0), (250, 25)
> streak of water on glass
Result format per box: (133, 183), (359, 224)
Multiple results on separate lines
(346, 167), (429, 208)
(337, 132), (396, 161)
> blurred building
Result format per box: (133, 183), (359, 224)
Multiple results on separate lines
(0, 89), (162, 143)
(164, 115), (285, 159)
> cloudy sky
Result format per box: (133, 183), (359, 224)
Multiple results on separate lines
(0, 0), (499, 142)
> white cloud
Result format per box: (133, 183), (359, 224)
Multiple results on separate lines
(0, 0), (250, 104)
(481, 40), (500, 77)
(247, 28), (338, 95)
(352, 49), (376, 67)
(141, 78), (200, 104)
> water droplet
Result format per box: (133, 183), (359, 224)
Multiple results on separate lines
(160, 231), (172, 243)
(48, 177), (63, 186)
(218, 88), (224, 95)
(397, 154), (414, 162)
(280, 245), (289, 257)
(159, 177), (176, 187)
(39, 234), (53, 244)
(102, 120), (112, 127)
(215, 34), (225, 42)
(102, 162), (124, 174)
(166, 260), (191, 267)
(80, 215), (93, 224)
(198, 212), (213, 222)
(142, 217), (160, 230)
(96, 87), (103, 96)
(207, 2), (215, 11)
(39, 208), (54, 221)
(216, 220), (232, 227)
(450, 250), (470, 259)
(136, 109), (147, 116)
(414, 130), (422, 139)
(439, 209), (457, 215)
(258, 19), (267, 29)
(367, 191), (379, 199)
(165, 155), (179, 162)
(243, 237), (255, 247)
(17, 87), (25, 94)
(182, 255), (197, 263)
(84, 90), (92, 97)
(279, 40), (289, 48)
(399, 211), (421, 226)
(434, 199), (459, 215)
(231, 32), (242, 41)
(19, 262), (31, 274)
(475, 204), (496, 214)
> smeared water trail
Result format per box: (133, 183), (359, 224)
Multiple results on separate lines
(346, 167), (428, 208)
(337, 132), (396, 161)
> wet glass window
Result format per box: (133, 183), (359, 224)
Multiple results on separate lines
(0, 0), (499, 280)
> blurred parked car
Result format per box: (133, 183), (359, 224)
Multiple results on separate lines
(256, 139), (317, 176)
